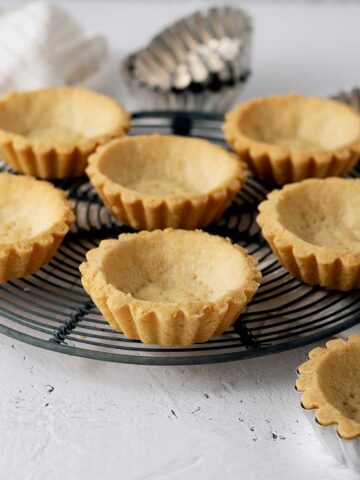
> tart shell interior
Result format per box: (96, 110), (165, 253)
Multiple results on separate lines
(0, 88), (128, 146)
(96, 135), (241, 197)
(237, 95), (360, 152)
(276, 178), (360, 253)
(0, 174), (70, 244)
(101, 230), (255, 305)
(318, 343), (360, 423)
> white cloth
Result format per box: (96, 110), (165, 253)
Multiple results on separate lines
(0, 1), (109, 94)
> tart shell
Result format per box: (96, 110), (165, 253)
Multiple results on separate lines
(257, 178), (360, 291)
(0, 173), (74, 282)
(296, 335), (360, 440)
(224, 94), (360, 185)
(79, 229), (261, 346)
(86, 135), (246, 231)
(0, 88), (130, 179)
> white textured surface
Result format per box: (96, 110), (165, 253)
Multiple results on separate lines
(0, 2), (360, 479)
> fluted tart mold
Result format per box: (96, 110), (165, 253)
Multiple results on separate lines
(224, 94), (360, 185)
(80, 229), (261, 346)
(297, 336), (360, 441)
(0, 173), (74, 282)
(0, 88), (130, 179)
(87, 134), (246, 231)
(257, 178), (360, 291)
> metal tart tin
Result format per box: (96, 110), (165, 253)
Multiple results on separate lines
(332, 87), (360, 111)
(122, 6), (252, 112)
(300, 406), (360, 472)
(296, 343), (360, 473)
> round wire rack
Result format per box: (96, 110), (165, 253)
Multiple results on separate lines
(0, 111), (359, 365)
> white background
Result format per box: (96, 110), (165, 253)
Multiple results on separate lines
(0, 1), (360, 479)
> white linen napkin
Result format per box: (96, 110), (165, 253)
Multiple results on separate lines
(0, 1), (109, 94)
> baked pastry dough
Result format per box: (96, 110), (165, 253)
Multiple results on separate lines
(87, 134), (246, 230)
(257, 177), (360, 291)
(0, 88), (130, 179)
(224, 94), (360, 184)
(297, 336), (360, 440)
(0, 173), (74, 282)
(80, 229), (261, 346)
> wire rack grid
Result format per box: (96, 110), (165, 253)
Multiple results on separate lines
(0, 110), (359, 365)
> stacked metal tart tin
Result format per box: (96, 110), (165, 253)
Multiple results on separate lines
(122, 6), (252, 111)
(333, 87), (360, 110)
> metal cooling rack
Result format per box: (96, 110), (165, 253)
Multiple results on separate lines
(0, 111), (359, 365)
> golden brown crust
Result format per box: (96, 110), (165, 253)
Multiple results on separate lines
(0, 88), (130, 179)
(296, 336), (360, 440)
(79, 229), (261, 346)
(0, 173), (74, 282)
(87, 134), (246, 231)
(224, 94), (360, 185)
(257, 178), (360, 291)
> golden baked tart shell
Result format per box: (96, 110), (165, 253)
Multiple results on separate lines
(296, 335), (360, 440)
(80, 229), (261, 346)
(0, 173), (74, 282)
(224, 94), (360, 185)
(257, 178), (360, 291)
(0, 88), (130, 179)
(86, 134), (246, 231)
